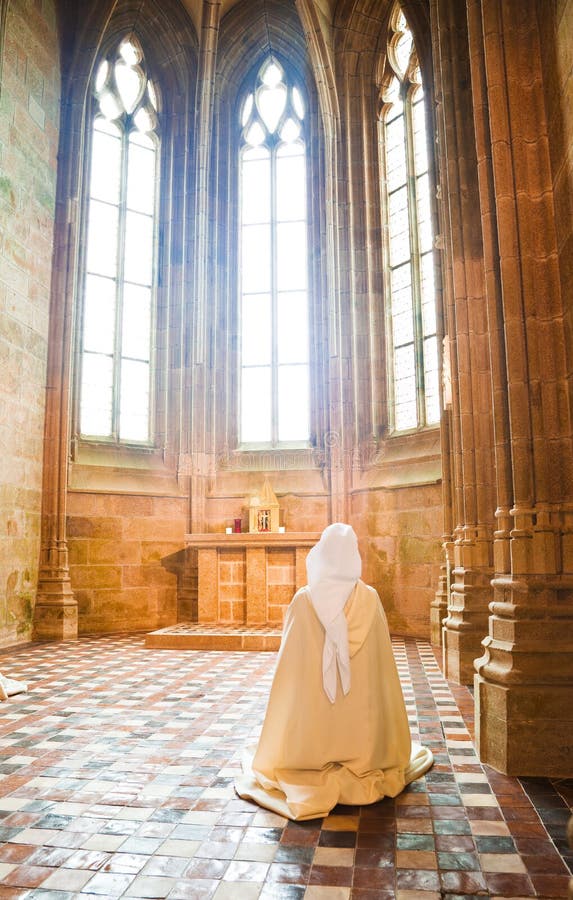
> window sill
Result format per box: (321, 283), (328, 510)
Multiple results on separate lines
(68, 441), (183, 496)
(355, 426), (442, 490)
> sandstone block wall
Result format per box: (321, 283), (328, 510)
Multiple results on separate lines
(66, 492), (186, 634)
(0, 0), (59, 647)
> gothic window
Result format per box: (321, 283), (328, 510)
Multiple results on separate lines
(238, 58), (310, 447)
(78, 36), (159, 443)
(381, 6), (439, 432)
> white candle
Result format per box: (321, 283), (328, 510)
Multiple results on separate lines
(278, 526), (285, 533)
(225, 527), (232, 534)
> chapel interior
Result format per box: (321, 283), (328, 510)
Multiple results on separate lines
(1, 0), (573, 894)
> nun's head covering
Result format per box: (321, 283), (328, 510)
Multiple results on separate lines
(306, 523), (362, 703)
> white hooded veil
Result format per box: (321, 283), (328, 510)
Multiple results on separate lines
(306, 523), (361, 703)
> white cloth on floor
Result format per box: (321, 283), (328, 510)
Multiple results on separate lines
(0, 673), (27, 701)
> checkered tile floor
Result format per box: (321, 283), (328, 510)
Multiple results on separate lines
(0, 635), (570, 898)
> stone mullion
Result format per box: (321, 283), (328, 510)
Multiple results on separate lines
(325, 58), (358, 525)
(428, 0), (453, 646)
(434, 0), (493, 684)
(473, 0), (573, 775)
(189, 0), (222, 535)
(466, 0), (512, 578)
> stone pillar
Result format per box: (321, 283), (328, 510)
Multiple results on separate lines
(432, 0), (495, 682)
(34, 92), (78, 641)
(469, 0), (573, 775)
(190, 0), (223, 536)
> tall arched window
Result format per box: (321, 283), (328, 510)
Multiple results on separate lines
(381, 6), (439, 432)
(238, 58), (310, 447)
(78, 36), (159, 443)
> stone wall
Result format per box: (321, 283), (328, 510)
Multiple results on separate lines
(67, 492), (186, 635)
(0, 0), (59, 647)
(354, 483), (442, 639)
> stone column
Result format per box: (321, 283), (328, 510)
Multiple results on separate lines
(34, 92), (78, 641)
(432, 0), (496, 682)
(190, 0), (223, 535)
(470, 0), (573, 775)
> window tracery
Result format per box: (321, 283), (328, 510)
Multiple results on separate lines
(79, 36), (159, 444)
(238, 58), (310, 447)
(381, 6), (439, 432)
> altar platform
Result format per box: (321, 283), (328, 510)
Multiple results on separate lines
(145, 622), (282, 651)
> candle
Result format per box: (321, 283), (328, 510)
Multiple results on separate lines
(225, 527), (232, 534)
(278, 526), (285, 533)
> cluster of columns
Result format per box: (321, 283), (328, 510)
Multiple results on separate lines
(433, 0), (573, 775)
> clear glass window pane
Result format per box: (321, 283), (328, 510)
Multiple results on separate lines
(241, 367), (271, 443)
(392, 309), (414, 348)
(277, 222), (307, 291)
(276, 149), (306, 222)
(86, 199), (119, 278)
(277, 292), (308, 364)
(389, 186), (410, 267)
(242, 294), (271, 366)
(292, 86), (304, 119)
(115, 60), (143, 114)
(119, 358), (150, 441)
(122, 283), (151, 361)
(83, 274), (116, 354)
(423, 335), (440, 424)
(257, 82), (287, 134)
(241, 223), (271, 294)
(385, 115), (406, 192)
(278, 365), (309, 442)
(412, 98), (428, 175)
(394, 344), (416, 431)
(241, 154), (271, 225)
(416, 173), (432, 253)
(127, 135), (156, 215)
(420, 253), (436, 336)
(90, 122), (121, 204)
(280, 118), (301, 143)
(124, 211), (153, 285)
(80, 353), (113, 437)
(393, 29), (413, 77)
(391, 263), (413, 316)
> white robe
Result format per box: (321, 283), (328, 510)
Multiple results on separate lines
(235, 580), (433, 820)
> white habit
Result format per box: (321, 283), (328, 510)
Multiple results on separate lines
(235, 524), (433, 820)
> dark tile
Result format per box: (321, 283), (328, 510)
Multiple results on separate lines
(309, 864), (353, 886)
(274, 845), (314, 865)
(439, 869), (488, 893)
(354, 848), (394, 868)
(484, 872), (536, 895)
(437, 851), (480, 870)
(395, 868), (440, 891)
(396, 833), (434, 851)
(474, 835), (516, 853)
(318, 830), (357, 848)
(352, 866), (394, 889)
(433, 819), (472, 835)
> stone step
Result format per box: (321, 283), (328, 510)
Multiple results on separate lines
(145, 623), (282, 651)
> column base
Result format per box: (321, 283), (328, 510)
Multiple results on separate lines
(443, 619), (489, 684)
(34, 572), (78, 641)
(33, 600), (78, 642)
(475, 673), (573, 776)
